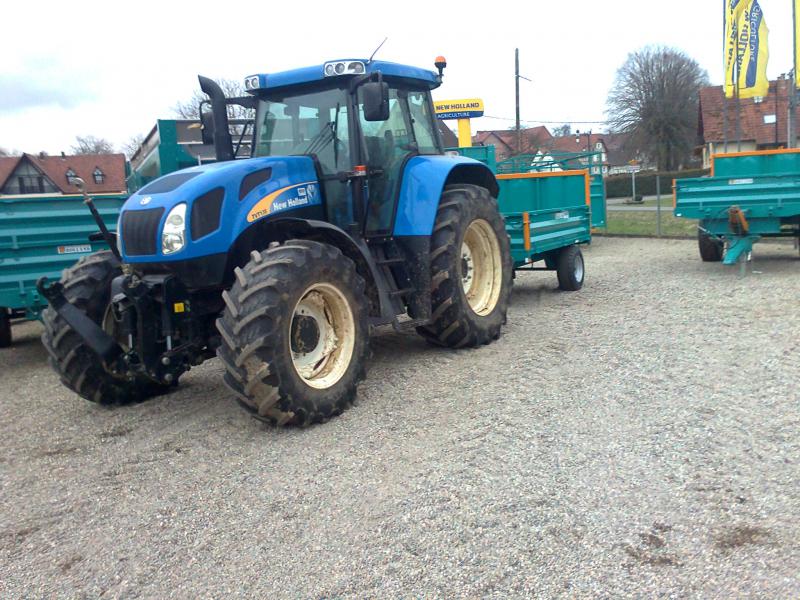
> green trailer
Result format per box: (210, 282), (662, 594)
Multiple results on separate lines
(449, 145), (592, 289)
(448, 146), (607, 229)
(0, 193), (125, 346)
(674, 149), (800, 266)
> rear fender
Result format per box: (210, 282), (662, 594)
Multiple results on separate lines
(393, 155), (498, 237)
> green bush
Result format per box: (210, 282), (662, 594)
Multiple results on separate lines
(606, 169), (709, 198)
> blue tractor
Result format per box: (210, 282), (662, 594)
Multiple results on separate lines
(38, 57), (512, 426)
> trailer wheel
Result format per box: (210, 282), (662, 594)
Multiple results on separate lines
(217, 240), (370, 427)
(698, 230), (724, 262)
(41, 251), (171, 405)
(0, 309), (11, 348)
(417, 184), (513, 348)
(556, 245), (585, 291)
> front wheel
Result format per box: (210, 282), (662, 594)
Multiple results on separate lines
(40, 251), (172, 404)
(417, 184), (513, 348)
(216, 240), (370, 427)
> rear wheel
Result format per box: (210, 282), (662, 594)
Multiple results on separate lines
(556, 245), (585, 291)
(217, 240), (370, 427)
(698, 229), (724, 262)
(0, 309), (11, 348)
(41, 251), (171, 405)
(417, 184), (513, 348)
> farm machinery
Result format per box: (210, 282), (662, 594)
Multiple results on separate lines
(675, 149), (800, 267)
(37, 57), (590, 426)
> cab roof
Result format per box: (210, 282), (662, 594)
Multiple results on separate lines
(244, 59), (440, 93)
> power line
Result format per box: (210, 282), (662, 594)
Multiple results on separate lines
(482, 114), (608, 125)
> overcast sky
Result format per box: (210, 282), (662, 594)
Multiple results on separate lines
(1, 0), (796, 154)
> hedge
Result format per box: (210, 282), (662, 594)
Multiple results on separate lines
(605, 168), (709, 198)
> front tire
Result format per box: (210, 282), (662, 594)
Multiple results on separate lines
(216, 240), (370, 427)
(40, 251), (171, 404)
(417, 184), (513, 348)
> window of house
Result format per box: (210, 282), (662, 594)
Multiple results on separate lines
(66, 168), (78, 185)
(18, 175), (45, 194)
(93, 168), (104, 184)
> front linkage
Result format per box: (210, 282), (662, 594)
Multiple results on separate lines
(38, 270), (213, 386)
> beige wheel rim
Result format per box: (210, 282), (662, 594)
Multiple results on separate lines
(290, 283), (355, 389)
(460, 219), (503, 316)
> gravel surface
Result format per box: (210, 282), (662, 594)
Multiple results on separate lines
(1, 237), (798, 598)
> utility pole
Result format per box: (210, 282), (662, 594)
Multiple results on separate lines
(515, 48), (521, 154)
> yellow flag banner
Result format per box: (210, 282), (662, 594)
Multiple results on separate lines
(724, 0), (749, 98)
(796, 0), (800, 88)
(724, 0), (769, 99)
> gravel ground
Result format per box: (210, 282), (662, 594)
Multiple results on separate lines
(1, 237), (798, 598)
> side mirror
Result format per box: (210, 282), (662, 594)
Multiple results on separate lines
(199, 101), (215, 145)
(362, 81), (389, 121)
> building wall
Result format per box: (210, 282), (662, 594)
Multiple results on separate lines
(702, 141), (758, 168)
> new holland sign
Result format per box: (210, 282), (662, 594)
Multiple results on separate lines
(434, 99), (484, 120)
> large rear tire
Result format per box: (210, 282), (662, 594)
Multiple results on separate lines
(216, 240), (370, 427)
(417, 184), (513, 348)
(41, 251), (171, 405)
(0, 309), (10, 348)
(698, 229), (724, 262)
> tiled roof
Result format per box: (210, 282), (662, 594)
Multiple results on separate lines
(0, 153), (127, 194)
(549, 133), (605, 154)
(473, 126), (553, 155)
(0, 156), (21, 188)
(699, 79), (796, 145)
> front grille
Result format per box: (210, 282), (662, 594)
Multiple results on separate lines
(121, 207), (164, 256)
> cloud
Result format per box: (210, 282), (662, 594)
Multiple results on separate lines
(0, 73), (91, 112)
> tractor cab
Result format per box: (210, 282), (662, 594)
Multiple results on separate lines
(205, 59), (444, 238)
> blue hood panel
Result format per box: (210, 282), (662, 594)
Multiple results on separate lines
(121, 157), (322, 262)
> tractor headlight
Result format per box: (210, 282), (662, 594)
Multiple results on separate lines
(161, 203), (187, 255)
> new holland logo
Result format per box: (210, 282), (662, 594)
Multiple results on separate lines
(139, 196), (152, 206)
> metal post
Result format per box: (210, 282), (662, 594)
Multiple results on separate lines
(515, 48), (521, 154)
(735, 22), (741, 152)
(723, 0), (729, 153)
(631, 169), (636, 202)
(656, 175), (662, 237)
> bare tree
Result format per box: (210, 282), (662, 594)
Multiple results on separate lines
(71, 135), (115, 155)
(121, 133), (146, 160)
(552, 124), (572, 137)
(172, 78), (252, 120)
(607, 46), (708, 171)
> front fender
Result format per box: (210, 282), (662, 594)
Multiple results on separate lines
(392, 155), (498, 236)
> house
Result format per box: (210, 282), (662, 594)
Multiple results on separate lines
(697, 77), (798, 168)
(473, 126), (553, 161)
(548, 133), (610, 175)
(0, 153), (126, 196)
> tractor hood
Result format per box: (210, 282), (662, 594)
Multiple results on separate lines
(119, 156), (322, 263)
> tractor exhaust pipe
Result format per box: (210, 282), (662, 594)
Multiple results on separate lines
(198, 75), (234, 162)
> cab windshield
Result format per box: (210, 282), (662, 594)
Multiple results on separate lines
(253, 87), (350, 174)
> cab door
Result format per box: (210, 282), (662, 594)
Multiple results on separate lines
(357, 86), (441, 237)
